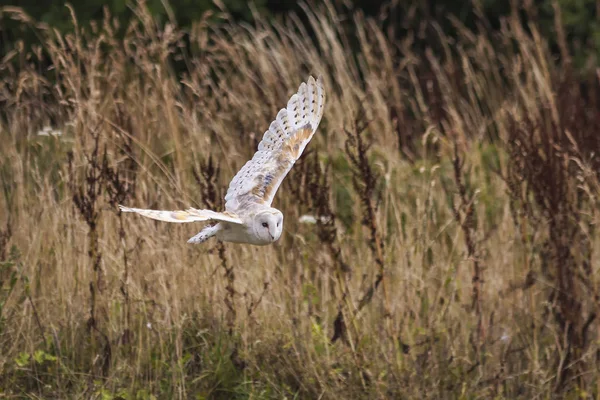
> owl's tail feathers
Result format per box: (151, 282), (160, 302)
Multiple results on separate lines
(188, 224), (221, 244)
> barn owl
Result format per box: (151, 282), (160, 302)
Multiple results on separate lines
(119, 76), (325, 246)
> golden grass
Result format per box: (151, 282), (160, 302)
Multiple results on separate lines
(0, 2), (599, 398)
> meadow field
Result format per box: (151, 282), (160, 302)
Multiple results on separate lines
(1, 2), (600, 398)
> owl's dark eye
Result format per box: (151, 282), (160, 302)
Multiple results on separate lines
(262, 222), (268, 228)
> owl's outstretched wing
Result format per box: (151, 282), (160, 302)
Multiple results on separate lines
(119, 206), (243, 224)
(224, 76), (325, 212)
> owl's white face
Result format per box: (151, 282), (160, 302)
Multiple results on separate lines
(253, 210), (284, 244)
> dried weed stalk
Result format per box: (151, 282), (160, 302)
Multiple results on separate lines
(303, 153), (352, 343)
(67, 118), (135, 374)
(105, 122), (137, 345)
(194, 156), (237, 335)
(442, 139), (485, 352)
(0, 162), (14, 262)
(244, 281), (269, 320)
(504, 74), (600, 391)
(67, 125), (111, 377)
(0, 222), (11, 262)
(343, 107), (389, 316)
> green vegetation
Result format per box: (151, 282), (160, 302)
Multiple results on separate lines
(1, 1), (600, 398)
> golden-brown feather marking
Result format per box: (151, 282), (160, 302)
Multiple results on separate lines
(249, 125), (313, 203)
(172, 211), (189, 220)
(224, 76), (325, 211)
(282, 126), (313, 159)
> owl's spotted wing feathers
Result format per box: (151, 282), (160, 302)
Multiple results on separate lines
(225, 76), (325, 211)
(119, 76), (325, 246)
(119, 206), (243, 224)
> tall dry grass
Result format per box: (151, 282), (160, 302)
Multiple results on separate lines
(1, 1), (599, 398)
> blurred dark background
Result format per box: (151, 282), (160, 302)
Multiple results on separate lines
(1, 0), (599, 69)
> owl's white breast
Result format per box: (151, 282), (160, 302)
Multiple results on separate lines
(216, 221), (272, 245)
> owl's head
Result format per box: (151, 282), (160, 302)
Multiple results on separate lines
(253, 209), (284, 244)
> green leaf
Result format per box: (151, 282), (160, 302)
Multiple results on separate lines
(98, 388), (114, 400)
(115, 389), (132, 400)
(15, 352), (30, 367)
(33, 349), (45, 364)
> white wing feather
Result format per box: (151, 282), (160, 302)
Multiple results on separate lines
(224, 76), (325, 211)
(119, 206), (243, 224)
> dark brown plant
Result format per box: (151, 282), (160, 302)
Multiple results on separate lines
(343, 106), (388, 316)
(503, 72), (600, 391)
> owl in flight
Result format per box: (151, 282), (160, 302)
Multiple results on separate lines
(120, 76), (325, 246)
